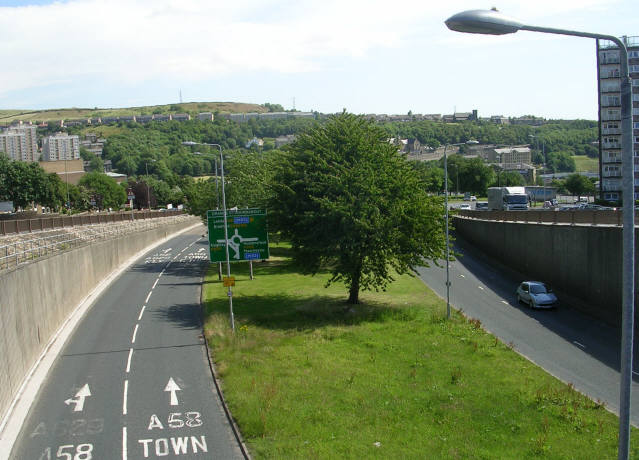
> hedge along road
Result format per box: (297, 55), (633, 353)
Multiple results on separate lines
(9, 226), (246, 459)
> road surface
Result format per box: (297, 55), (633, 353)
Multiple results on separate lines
(9, 226), (245, 459)
(416, 237), (639, 426)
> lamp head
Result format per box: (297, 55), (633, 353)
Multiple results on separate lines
(182, 141), (198, 146)
(445, 9), (522, 35)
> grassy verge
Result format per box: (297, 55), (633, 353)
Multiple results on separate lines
(203, 244), (636, 459)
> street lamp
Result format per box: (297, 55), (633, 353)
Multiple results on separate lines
(529, 134), (547, 204)
(446, 9), (634, 458)
(444, 140), (478, 320)
(183, 141), (235, 332)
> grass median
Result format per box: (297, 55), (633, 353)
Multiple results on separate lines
(203, 244), (637, 459)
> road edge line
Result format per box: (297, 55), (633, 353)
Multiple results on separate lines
(0, 221), (202, 459)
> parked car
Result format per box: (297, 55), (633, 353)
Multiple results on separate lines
(470, 195), (477, 201)
(475, 202), (488, 210)
(516, 281), (558, 309)
(459, 203), (472, 210)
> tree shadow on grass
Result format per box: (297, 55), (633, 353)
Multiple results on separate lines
(206, 293), (420, 331)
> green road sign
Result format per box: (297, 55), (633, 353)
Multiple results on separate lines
(206, 208), (270, 263)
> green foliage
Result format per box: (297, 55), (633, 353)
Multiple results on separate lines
(87, 155), (104, 172)
(495, 170), (525, 187)
(270, 113), (447, 304)
(79, 171), (126, 209)
(225, 151), (281, 209)
(439, 155), (494, 195)
(262, 102), (285, 112)
(0, 154), (63, 209)
(564, 174), (596, 197)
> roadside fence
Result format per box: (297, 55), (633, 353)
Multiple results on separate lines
(0, 213), (193, 271)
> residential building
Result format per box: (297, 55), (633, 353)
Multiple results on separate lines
(42, 133), (80, 161)
(0, 125), (39, 161)
(486, 146), (532, 166)
(596, 35), (639, 201)
(197, 112), (214, 121)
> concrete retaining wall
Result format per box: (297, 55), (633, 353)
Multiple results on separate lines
(453, 217), (639, 327)
(0, 217), (200, 420)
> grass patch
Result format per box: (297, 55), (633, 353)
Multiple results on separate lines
(573, 155), (599, 173)
(204, 243), (637, 458)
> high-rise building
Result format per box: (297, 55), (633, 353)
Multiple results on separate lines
(596, 36), (639, 202)
(0, 125), (39, 161)
(42, 133), (80, 161)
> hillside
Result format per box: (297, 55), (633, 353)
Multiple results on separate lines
(0, 101), (268, 123)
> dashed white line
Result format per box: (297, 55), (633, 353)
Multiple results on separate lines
(501, 300), (509, 305)
(125, 348), (133, 373)
(459, 274), (466, 278)
(122, 380), (129, 415)
(573, 341), (586, 349)
(478, 286), (484, 290)
(131, 324), (139, 344)
(137, 305), (146, 321)
(145, 291), (152, 304)
(152, 279), (159, 290)
(122, 426), (128, 460)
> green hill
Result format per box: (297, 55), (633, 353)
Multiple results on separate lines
(0, 102), (268, 123)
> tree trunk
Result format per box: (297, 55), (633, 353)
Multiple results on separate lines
(347, 267), (361, 304)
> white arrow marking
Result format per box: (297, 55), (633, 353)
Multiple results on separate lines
(64, 384), (91, 412)
(164, 378), (181, 406)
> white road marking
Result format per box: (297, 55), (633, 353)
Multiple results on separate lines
(145, 291), (152, 304)
(63, 384), (91, 412)
(138, 305), (146, 321)
(123, 380), (129, 415)
(459, 274), (465, 278)
(160, 269), (165, 276)
(478, 286), (484, 290)
(122, 426), (128, 460)
(573, 341), (586, 349)
(501, 300), (509, 305)
(131, 324), (139, 344)
(152, 279), (159, 290)
(126, 348), (134, 373)
(164, 378), (182, 406)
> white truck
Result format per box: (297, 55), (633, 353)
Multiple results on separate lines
(487, 187), (529, 211)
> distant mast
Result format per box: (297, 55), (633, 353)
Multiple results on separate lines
(179, 89), (183, 104)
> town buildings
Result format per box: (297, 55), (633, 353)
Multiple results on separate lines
(0, 125), (39, 161)
(42, 133), (80, 161)
(596, 35), (639, 202)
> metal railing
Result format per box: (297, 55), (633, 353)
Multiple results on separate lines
(0, 209), (183, 235)
(455, 209), (638, 226)
(0, 214), (193, 271)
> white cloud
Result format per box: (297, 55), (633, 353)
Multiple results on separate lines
(0, 0), (626, 110)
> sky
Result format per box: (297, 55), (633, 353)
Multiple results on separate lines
(0, 0), (636, 120)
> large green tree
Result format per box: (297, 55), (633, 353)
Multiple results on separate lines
(79, 172), (127, 209)
(564, 173), (595, 199)
(270, 113), (447, 304)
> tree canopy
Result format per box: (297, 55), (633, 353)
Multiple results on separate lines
(270, 113), (447, 304)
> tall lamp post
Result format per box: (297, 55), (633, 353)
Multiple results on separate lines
(183, 141), (235, 332)
(444, 140), (478, 320)
(446, 9), (634, 458)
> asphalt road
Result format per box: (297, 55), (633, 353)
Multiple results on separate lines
(416, 237), (639, 426)
(10, 227), (245, 459)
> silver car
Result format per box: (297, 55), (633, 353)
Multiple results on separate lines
(516, 281), (558, 309)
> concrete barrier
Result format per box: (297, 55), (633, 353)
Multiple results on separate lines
(453, 216), (639, 327)
(0, 216), (201, 421)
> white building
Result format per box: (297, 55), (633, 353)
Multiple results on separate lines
(42, 133), (80, 161)
(0, 125), (39, 161)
